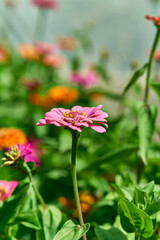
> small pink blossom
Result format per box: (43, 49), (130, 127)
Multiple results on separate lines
(0, 180), (18, 202)
(17, 142), (40, 167)
(31, 0), (59, 9)
(70, 72), (98, 89)
(42, 54), (65, 68)
(154, 49), (160, 61)
(34, 42), (59, 56)
(37, 105), (108, 133)
(2, 142), (40, 167)
(145, 15), (160, 26)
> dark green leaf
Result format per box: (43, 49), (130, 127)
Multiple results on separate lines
(94, 225), (127, 240)
(123, 63), (148, 95)
(118, 199), (153, 238)
(145, 202), (160, 216)
(53, 220), (90, 240)
(150, 81), (160, 99)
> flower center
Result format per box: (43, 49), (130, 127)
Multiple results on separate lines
(63, 110), (85, 123)
(0, 187), (6, 200)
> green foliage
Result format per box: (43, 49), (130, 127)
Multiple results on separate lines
(118, 199), (153, 238)
(53, 220), (90, 240)
(36, 205), (62, 240)
(136, 102), (157, 164)
(123, 63), (148, 95)
(94, 224), (127, 240)
(150, 81), (160, 99)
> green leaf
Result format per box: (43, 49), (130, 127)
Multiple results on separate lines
(36, 205), (62, 240)
(123, 63), (148, 95)
(13, 211), (41, 230)
(145, 202), (160, 216)
(133, 187), (146, 206)
(137, 102), (157, 164)
(94, 225), (127, 240)
(118, 199), (153, 238)
(53, 220), (90, 240)
(79, 144), (138, 172)
(0, 181), (28, 229)
(150, 81), (160, 99)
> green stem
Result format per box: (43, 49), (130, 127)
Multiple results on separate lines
(24, 163), (46, 210)
(135, 233), (140, 240)
(71, 131), (87, 240)
(144, 27), (160, 106)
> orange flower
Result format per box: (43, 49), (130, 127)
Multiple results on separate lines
(91, 92), (104, 103)
(48, 86), (79, 104)
(73, 191), (95, 218)
(58, 36), (78, 51)
(0, 128), (27, 150)
(29, 93), (54, 108)
(42, 54), (65, 68)
(18, 44), (39, 61)
(0, 44), (10, 63)
(58, 196), (70, 208)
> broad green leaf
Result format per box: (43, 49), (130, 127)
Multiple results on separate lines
(150, 81), (160, 99)
(13, 211), (41, 230)
(112, 184), (133, 201)
(139, 210), (153, 238)
(0, 181), (28, 229)
(118, 199), (153, 238)
(53, 220), (90, 240)
(94, 225), (127, 240)
(133, 187), (146, 206)
(122, 63), (148, 95)
(137, 102), (157, 164)
(36, 205), (62, 240)
(145, 202), (160, 216)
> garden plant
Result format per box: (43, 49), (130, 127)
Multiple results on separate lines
(0, 1), (160, 240)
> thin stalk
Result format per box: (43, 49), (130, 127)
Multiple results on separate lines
(71, 131), (87, 240)
(144, 27), (160, 106)
(135, 233), (140, 240)
(24, 163), (46, 210)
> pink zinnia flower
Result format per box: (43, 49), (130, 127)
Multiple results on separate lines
(37, 105), (108, 133)
(70, 72), (98, 89)
(31, 0), (59, 9)
(2, 142), (40, 167)
(17, 142), (40, 167)
(0, 180), (18, 202)
(34, 42), (59, 56)
(145, 15), (160, 26)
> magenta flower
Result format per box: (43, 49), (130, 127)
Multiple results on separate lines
(17, 142), (40, 167)
(0, 180), (18, 202)
(31, 0), (59, 9)
(70, 71), (98, 89)
(145, 15), (160, 26)
(2, 142), (40, 167)
(37, 105), (108, 133)
(34, 42), (59, 56)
